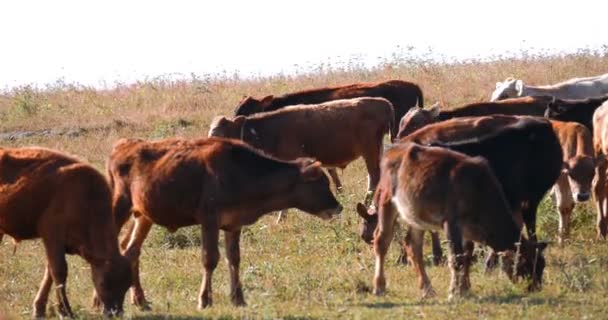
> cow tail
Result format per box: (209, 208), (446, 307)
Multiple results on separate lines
(417, 86), (424, 109)
(388, 101), (396, 143)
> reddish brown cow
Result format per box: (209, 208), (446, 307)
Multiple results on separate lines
(370, 142), (547, 299)
(0, 147), (131, 318)
(592, 101), (608, 238)
(234, 79), (422, 138)
(397, 95), (555, 138)
(107, 137), (342, 309)
(211, 97), (393, 206)
(550, 121), (595, 244)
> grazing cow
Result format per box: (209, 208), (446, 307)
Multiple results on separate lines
(234, 79), (422, 139)
(491, 73), (608, 101)
(397, 96), (555, 138)
(592, 101), (608, 238)
(211, 97), (393, 207)
(550, 121), (595, 244)
(107, 137), (342, 309)
(0, 147), (132, 318)
(369, 142), (547, 299)
(544, 95), (608, 131)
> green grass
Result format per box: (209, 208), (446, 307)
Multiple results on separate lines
(2, 50), (608, 319)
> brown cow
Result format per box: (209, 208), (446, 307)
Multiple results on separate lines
(211, 97), (393, 207)
(0, 147), (131, 318)
(397, 95), (555, 138)
(592, 101), (608, 238)
(369, 142), (547, 299)
(107, 137), (342, 309)
(233, 79), (422, 138)
(550, 121), (595, 244)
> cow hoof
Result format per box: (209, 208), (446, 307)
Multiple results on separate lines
(198, 296), (212, 310)
(421, 286), (436, 299)
(395, 254), (409, 266)
(373, 288), (386, 296)
(231, 288), (246, 307)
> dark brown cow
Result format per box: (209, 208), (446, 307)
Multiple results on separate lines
(211, 97), (393, 206)
(234, 79), (422, 138)
(397, 95), (555, 138)
(550, 121), (595, 244)
(592, 101), (608, 238)
(107, 137), (342, 309)
(544, 95), (608, 131)
(369, 142), (547, 299)
(0, 147), (131, 318)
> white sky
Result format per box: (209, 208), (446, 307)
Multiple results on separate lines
(0, 0), (606, 88)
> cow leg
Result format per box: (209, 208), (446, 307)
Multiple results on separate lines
(224, 229), (246, 306)
(462, 240), (474, 291)
(327, 168), (343, 193)
(404, 228), (435, 298)
(372, 202), (397, 296)
(553, 174), (575, 245)
(198, 221), (220, 309)
(484, 249), (499, 273)
(363, 153), (381, 206)
(444, 218), (467, 300)
(396, 229), (409, 265)
(594, 160), (608, 239)
(32, 265), (53, 318)
(275, 209), (288, 223)
(430, 231), (444, 266)
(122, 215), (153, 310)
(42, 239), (74, 318)
(522, 199), (541, 242)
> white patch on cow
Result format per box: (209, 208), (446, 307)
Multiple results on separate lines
(392, 190), (442, 231)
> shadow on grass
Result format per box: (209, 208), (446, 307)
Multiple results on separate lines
(127, 314), (321, 320)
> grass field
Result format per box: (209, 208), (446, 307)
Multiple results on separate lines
(1, 50), (608, 319)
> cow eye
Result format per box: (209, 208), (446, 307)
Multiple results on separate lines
(117, 163), (131, 176)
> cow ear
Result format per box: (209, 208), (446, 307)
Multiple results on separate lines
(260, 95), (274, 106)
(515, 80), (524, 95)
(495, 81), (503, 89)
(429, 104), (441, 117)
(300, 160), (323, 181)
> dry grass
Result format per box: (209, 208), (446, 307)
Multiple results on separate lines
(1, 49), (608, 319)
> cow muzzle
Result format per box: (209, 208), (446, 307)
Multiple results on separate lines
(316, 205), (343, 220)
(576, 192), (590, 202)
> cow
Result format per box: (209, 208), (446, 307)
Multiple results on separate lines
(549, 121), (595, 244)
(0, 147), (132, 318)
(360, 115), (562, 269)
(106, 137), (342, 309)
(592, 101), (608, 239)
(368, 142), (547, 299)
(211, 97), (393, 213)
(233, 79), (422, 139)
(491, 73), (608, 101)
(544, 95), (608, 131)
(397, 96), (555, 138)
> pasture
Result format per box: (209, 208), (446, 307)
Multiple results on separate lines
(2, 50), (608, 319)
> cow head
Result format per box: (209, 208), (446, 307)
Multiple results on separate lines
(490, 78), (524, 101)
(500, 240), (548, 291)
(90, 254), (132, 316)
(234, 95), (274, 116)
(289, 158), (343, 220)
(397, 103), (441, 139)
(356, 202), (378, 244)
(208, 115), (246, 139)
(564, 155), (595, 202)
(544, 98), (569, 119)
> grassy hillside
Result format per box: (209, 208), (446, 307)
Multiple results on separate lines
(1, 50), (608, 319)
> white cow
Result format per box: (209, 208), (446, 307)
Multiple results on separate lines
(491, 73), (608, 101)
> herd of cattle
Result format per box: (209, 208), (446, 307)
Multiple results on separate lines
(2, 73), (608, 317)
